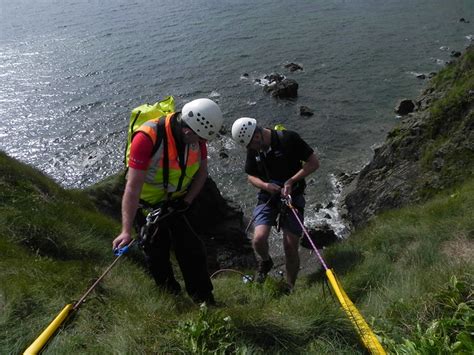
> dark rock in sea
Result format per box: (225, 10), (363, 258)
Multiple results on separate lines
(315, 203), (323, 211)
(459, 18), (470, 23)
(264, 73), (285, 83)
(242, 73), (249, 77)
(450, 51), (462, 58)
(395, 99), (415, 115)
(219, 150), (229, 159)
(417, 74), (426, 79)
(299, 105), (314, 116)
(326, 201), (335, 209)
(264, 78), (299, 98)
(219, 124), (228, 135)
(284, 62), (303, 72)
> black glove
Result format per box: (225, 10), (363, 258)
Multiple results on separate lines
(169, 199), (190, 213)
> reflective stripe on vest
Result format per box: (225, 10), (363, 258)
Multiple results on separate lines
(136, 113), (201, 205)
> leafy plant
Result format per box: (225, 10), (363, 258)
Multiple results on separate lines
(176, 304), (242, 354)
(383, 275), (474, 354)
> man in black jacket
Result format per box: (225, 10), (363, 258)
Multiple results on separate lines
(231, 117), (319, 291)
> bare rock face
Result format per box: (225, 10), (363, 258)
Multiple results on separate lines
(395, 99), (415, 115)
(343, 46), (474, 228)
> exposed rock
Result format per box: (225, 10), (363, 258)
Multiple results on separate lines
(299, 105), (314, 116)
(219, 149), (229, 159)
(87, 174), (256, 271)
(459, 18), (470, 23)
(300, 223), (338, 249)
(451, 51), (462, 58)
(264, 78), (299, 98)
(395, 99), (415, 115)
(343, 46), (474, 228)
(219, 124), (228, 135)
(264, 73), (285, 83)
(417, 74), (426, 79)
(284, 62), (303, 72)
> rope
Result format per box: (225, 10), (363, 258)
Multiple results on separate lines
(282, 195), (386, 355)
(283, 195), (329, 270)
(210, 268), (249, 280)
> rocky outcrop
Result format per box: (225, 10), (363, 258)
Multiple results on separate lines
(299, 105), (314, 116)
(87, 173), (256, 271)
(284, 62), (303, 72)
(395, 99), (415, 115)
(343, 46), (474, 228)
(265, 78), (299, 98)
(260, 73), (299, 98)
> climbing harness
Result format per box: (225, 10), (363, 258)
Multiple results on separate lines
(283, 195), (386, 355)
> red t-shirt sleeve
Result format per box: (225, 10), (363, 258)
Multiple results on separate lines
(130, 134), (207, 170)
(129, 132), (153, 170)
(199, 140), (208, 160)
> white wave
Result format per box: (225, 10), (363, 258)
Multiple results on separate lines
(305, 173), (350, 239)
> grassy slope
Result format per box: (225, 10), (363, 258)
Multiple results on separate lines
(1, 151), (473, 354)
(1, 49), (473, 353)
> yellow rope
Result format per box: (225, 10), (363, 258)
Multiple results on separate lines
(326, 269), (386, 355)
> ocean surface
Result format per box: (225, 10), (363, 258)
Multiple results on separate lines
(1, 0), (473, 235)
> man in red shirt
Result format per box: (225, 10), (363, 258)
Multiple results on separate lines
(113, 98), (223, 304)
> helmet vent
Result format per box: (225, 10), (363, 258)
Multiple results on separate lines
(188, 111), (194, 117)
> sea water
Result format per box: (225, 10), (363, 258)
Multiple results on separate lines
(1, 0), (473, 235)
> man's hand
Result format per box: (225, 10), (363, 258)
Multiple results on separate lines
(282, 180), (293, 197)
(113, 232), (132, 250)
(265, 182), (281, 195)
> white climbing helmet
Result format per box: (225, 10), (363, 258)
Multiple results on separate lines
(231, 117), (257, 147)
(181, 98), (223, 140)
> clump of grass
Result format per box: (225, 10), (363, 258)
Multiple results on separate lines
(381, 274), (474, 354)
(2, 149), (473, 353)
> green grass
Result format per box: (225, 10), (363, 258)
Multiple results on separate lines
(1, 147), (473, 354)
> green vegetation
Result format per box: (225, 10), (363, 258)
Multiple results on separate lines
(419, 47), (474, 196)
(1, 150), (473, 354)
(1, 47), (473, 353)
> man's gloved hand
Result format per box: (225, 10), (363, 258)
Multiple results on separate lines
(169, 199), (190, 213)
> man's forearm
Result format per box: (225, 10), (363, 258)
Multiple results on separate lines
(286, 154), (320, 185)
(185, 162), (208, 203)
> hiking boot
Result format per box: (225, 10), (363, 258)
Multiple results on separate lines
(256, 257), (274, 283)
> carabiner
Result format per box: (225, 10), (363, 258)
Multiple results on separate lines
(146, 208), (162, 226)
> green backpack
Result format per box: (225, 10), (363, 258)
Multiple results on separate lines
(124, 96), (175, 167)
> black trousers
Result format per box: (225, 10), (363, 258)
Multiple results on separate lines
(135, 207), (214, 302)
